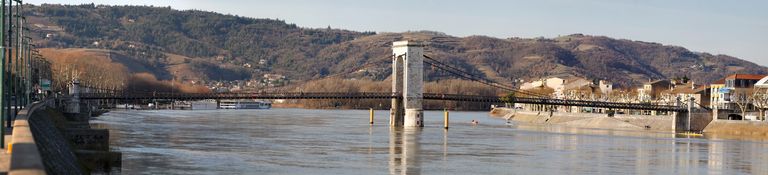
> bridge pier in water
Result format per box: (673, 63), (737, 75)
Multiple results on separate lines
(64, 80), (81, 119)
(391, 41), (424, 127)
(390, 50), (404, 127)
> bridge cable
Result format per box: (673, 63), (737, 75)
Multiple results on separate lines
(422, 55), (547, 98)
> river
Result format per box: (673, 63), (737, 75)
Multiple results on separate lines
(91, 108), (768, 174)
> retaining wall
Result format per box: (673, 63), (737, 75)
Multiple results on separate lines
(9, 100), (85, 175)
(491, 107), (677, 132)
(704, 120), (768, 136)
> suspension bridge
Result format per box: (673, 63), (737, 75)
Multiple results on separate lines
(71, 41), (684, 128)
(0, 4), (685, 131)
(0, 3), (709, 174)
(79, 91), (683, 112)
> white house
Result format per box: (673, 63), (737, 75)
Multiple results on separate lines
(598, 80), (613, 95)
(521, 76), (605, 99)
(756, 76), (768, 89)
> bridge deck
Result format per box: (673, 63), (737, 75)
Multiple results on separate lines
(80, 92), (684, 112)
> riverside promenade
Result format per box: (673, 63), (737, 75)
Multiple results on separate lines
(0, 99), (119, 175)
(1, 134), (9, 173)
(0, 101), (49, 175)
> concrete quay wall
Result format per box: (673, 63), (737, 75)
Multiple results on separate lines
(704, 120), (768, 136)
(8, 100), (120, 175)
(491, 107), (677, 132)
(8, 101), (52, 175)
(23, 103), (86, 175)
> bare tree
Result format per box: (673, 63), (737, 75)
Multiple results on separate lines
(751, 87), (768, 120)
(733, 88), (755, 119)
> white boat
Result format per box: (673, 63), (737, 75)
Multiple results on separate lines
(191, 100), (218, 110)
(219, 100), (272, 109)
(115, 104), (141, 109)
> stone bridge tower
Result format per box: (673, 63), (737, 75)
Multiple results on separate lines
(390, 41), (424, 127)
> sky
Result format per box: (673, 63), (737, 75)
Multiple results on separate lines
(26, 0), (768, 66)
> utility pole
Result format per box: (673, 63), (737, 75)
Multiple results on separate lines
(14, 1), (20, 116)
(24, 35), (30, 105)
(0, 0), (6, 148)
(5, 0), (14, 129)
(19, 30), (25, 107)
(18, 25), (24, 108)
(28, 43), (34, 101)
(9, 0), (19, 120)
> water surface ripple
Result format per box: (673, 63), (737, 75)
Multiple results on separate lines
(91, 108), (768, 175)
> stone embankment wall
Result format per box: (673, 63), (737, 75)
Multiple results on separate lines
(27, 106), (86, 174)
(9, 101), (53, 175)
(10, 101), (120, 175)
(704, 120), (768, 136)
(675, 111), (713, 132)
(492, 107), (768, 137)
(490, 107), (677, 132)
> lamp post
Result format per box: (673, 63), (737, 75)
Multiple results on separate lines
(10, 0), (21, 118)
(5, 0), (16, 128)
(20, 35), (27, 106)
(0, 0), (6, 148)
(23, 36), (30, 105)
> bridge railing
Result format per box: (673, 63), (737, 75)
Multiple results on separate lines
(79, 92), (400, 100)
(78, 91), (685, 111)
(509, 97), (683, 111)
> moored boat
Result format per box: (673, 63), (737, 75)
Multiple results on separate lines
(219, 100), (272, 109)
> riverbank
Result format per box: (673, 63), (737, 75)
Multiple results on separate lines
(704, 120), (768, 136)
(490, 107), (676, 132)
(492, 107), (768, 138)
(93, 108), (768, 174)
(3, 100), (120, 174)
(272, 103), (491, 111)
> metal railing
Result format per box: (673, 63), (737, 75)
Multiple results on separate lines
(79, 91), (685, 111)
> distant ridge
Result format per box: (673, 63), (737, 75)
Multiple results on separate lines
(29, 4), (768, 87)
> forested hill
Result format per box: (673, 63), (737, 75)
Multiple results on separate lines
(27, 4), (768, 88)
(28, 4), (375, 81)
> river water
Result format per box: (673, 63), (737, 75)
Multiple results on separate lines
(91, 108), (768, 175)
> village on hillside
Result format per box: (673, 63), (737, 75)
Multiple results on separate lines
(516, 74), (768, 121)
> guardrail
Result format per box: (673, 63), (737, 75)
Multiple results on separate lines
(9, 100), (53, 175)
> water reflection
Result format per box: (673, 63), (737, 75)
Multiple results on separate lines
(91, 109), (768, 174)
(443, 129), (448, 161)
(389, 127), (422, 175)
(491, 122), (768, 174)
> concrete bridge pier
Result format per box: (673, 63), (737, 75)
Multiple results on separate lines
(64, 79), (82, 121)
(673, 97), (713, 132)
(390, 53), (404, 127)
(393, 41), (424, 127)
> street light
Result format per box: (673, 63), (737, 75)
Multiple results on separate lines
(22, 35), (30, 105)
(0, 0), (6, 148)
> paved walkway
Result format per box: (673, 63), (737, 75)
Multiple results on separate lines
(0, 134), (11, 175)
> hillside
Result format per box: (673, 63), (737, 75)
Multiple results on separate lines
(27, 4), (768, 89)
